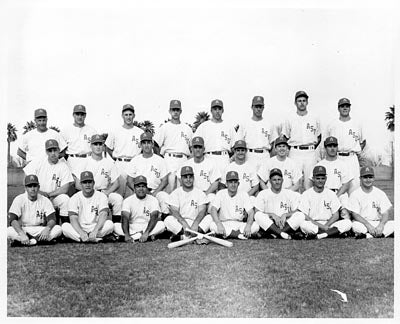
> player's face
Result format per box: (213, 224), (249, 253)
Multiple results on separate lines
(91, 142), (104, 155)
(325, 144), (338, 157)
(338, 104), (351, 118)
(270, 175), (283, 191)
(141, 140), (153, 154)
(211, 107), (223, 121)
(313, 175), (326, 189)
(46, 148), (60, 164)
(192, 145), (205, 158)
(35, 117), (48, 131)
(169, 108), (182, 121)
(234, 148), (247, 161)
(226, 179), (239, 194)
(251, 104), (264, 118)
(81, 180), (94, 194)
(26, 183), (39, 200)
(135, 183), (147, 198)
(295, 97), (308, 111)
(181, 174), (194, 189)
(122, 110), (135, 126)
(360, 175), (374, 189)
(73, 112), (86, 126)
(276, 144), (289, 157)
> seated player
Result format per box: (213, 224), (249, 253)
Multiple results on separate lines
(114, 176), (166, 242)
(164, 166), (212, 242)
(254, 168), (303, 240)
(209, 171), (259, 239)
(62, 171), (114, 243)
(349, 166), (394, 238)
(7, 175), (62, 246)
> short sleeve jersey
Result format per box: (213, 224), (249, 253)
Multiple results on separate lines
(105, 125), (144, 158)
(298, 188), (341, 221)
(211, 189), (253, 222)
(325, 119), (364, 153)
(308, 159), (353, 190)
(195, 120), (235, 152)
(221, 161), (259, 193)
(61, 124), (97, 155)
(235, 118), (278, 150)
(122, 194), (160, 225)
(68, 191), (109, 226)
(154, 122), (193, 156)
(281, 112), (321, 146)
(254, 188), (300, 216)
(167, 187), (207, 220)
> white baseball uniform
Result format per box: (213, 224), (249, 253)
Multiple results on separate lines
(23, 157), (73, 217)
(221, 161), (259, 195)
(257, 156), (302, 190)
(348, 186), (393, 237)
(7, 192), (62, 241)
(114, 194), (165, 239)
(20, 129), (67, 162)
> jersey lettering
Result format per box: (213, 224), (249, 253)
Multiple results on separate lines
(323, 200), (331, 210)
(235, 205), (244, 215)
(52, 174), (61, 188)
(101, 168), (111, 183)
(283, 169), (293, 179)
(91, 206), (99, 216)
(372, 201), (381, 213)
(280, 202), (290, 212)
(333, 168), (342, 180)
(181, 131), (190, 146)
(199, 170), (210, 182)
(221, 131), (231, 144)
(261, 128), (270, 138)
(151, 165), (161, 178)
(36, 210), (46, 224)
(190, 200), (198, 208)
(242, 173), (250, 183)
(306, 123), (317, 135)
(348, 129), (360, 143)
(132, 136), (139, 145)
(143, 207), (150, 217)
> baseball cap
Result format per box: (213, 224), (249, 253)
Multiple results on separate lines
(24, 174), (39, 186)
(134, 175), (147, 186)
(338, 98), (351, 107)
(140, 132), (153, 142)
(181, 166), (194, 176)
(275, 135), (289, 147)
(233, 140), (247, 150)
(91, 134), (104, 144)
(252, 96), (264, 106)
(360, 166), (374, 177)
(170, 100), (181, 109)
(122, 104), (135, 113)
(80, 171), (94, 182)
(211, 99), (223, 108)
(34, 108), (47, 118)
(324, 136), (338, 146)
(192, 136), (204, 147)
(45, 139), (59, 150)
(295, 91), (309, 100)
(73, 104), (86, 114)
(313, 165), (327, 176)
(226, 171), (239, 181)
(269, 168), (283, 178)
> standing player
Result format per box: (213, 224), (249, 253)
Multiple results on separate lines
(281, 91), (321, 191)
(73, 134), (123, 224)
(23, 139), (73, 224)
(7, 175), (62, 246)
(18, 108), (67, 163)
(348, 166), (394, 238)
(61, 104), (97, 176)
(195, 99), (235, 174)
(325, 98), (366, 192)
(294, 166), (352, 239)
(153, 100), (193, 192)
(105, 104), (144, 197)
(164, 166), (212, 241)
(61, 171), (114, 243)
(258, 136), (302, 192)
(235, 96), (277, 171)
(210, 171), (259, 239)
(114, 176), (166, 242)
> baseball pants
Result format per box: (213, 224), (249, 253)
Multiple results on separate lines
(107, 192), (123, 216)
(352, 220), (394, 237)
(164, 154), (188, 193)
(337, 154), (360, 192)
(113, 220), (166, 240)
(61, 220), (114, 242)
(164, 214), (213, 235)
(114, 160), (133, 197)
(67, 156), (89, 176)
(7, 225), (62, 241)
(51, 194), (69, 217)
(209, 220), (260, 237)
(246, 151), (270, 172)
(154, 191), (170, 214)
(289, 148), (317, 189)
(297, 215), (352, 235)
(205, 153), (230, 175)
(254, 211), (305, 231)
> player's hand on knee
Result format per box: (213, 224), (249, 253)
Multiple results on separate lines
(20, 233), (30, 245)
(216, 222), (225, 236)
(375, 225), (384, 237)
(38, 227), (51, 241)
(244, 224), (252, 238)
(124, 235), (133, 243)
(88, 230), (98, 242)
(80, 232), (89, 242)
(139, 232), (149, 243)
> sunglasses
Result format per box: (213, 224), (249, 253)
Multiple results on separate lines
(92, 142), (103, 146)
(26, 184), (39, 188)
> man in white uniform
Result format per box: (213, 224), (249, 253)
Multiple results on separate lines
(154, 100), (193, 192)
(62, 171), (114, 243)
(61, 104), (97, 176)
(114, 176), (166, 242)
(105, 104), (144, 197)
(8, 175), (62, 246)
(195, 99), (235, 174)
(325, 98), (366, 192)
(281, 91), (321, 191)
(18, 108), (67, 163)
(294, 166), (352, 239)
(23, 139), (73, 224)
(349, 166), (394, 238)
(235, 96), (277, 171)
(210, 171), (259, 239)
(258, 135), (302, 192)
(164, 166), (212, 242)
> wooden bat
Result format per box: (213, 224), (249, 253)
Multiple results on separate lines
(184, 228), (233, 247)
(167, 235), (200, 249)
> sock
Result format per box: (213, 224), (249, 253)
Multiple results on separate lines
(230, 230), (240, 238)
(326, 227), (340, 237)
(281, 223), (295, 235)
(112, 215), (121, 223)
(317, 233), (328, 239)
(266, 223), (282, 237)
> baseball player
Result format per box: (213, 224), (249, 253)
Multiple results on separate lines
(254, 168), (303, 240)
(126, 132), (170, 217)
(105, 104), (144, 197)
(7, 175), (63, 246)
(153, 100), (193, 192)
(194, 99), (235, 174)
(114, 176), (166, 242)
(325, 98), (366, 192)
(258, 135), (302, 192)
(23, 139), (73, 224)
(348, 166), (394, 238)
(210, 171), (259, 239)
(164, 166), (212, 242)
(73, 134), (123, 224)
(235, 96), (277, 171)
(61, 171), (114, 243)
(18, 108), (67, 163)
(294, 166), (352, 239)
(61, 104), (97, 176)
(306, 136), (353, 219)
(281, 91), (321, 191)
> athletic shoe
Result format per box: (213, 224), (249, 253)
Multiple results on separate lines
(292, 232), (305, 240)
(355, 233), (366, 239)
(237, 234), (248, 240)
(28, 238), (37, 246)
(305, 233), (317, 240)
(366, 233), (373, 239)
(280, 232), (291, 240)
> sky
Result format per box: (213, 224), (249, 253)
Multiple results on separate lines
(3, 0), (397, 162)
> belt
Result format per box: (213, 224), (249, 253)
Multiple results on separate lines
(330, 188), (339, 193)
(338, 152), (354, 156)
(69, 154), (88, 158)
(166, 153), (185, 158)
(248, 148), (266, 153)
(292, 145), (315, 150)
(206, 151), (228, 156)
(116, 158), (132, 162)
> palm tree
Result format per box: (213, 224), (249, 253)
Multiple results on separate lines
(385, 105), (394, 132)
(141, 120), (155, 135)
(7, 123), (17, 166)
(133, 120), (142, 128)
(23, 121), (36, 134)
(192, 111), (210, 132)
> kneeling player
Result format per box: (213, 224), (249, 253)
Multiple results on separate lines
(209, 171), (259, 239)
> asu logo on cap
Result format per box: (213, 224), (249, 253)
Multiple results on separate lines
(45, 139), (59, 150)
(170, 100), (181, 109)
(252, 96), (264, 106)
(360, 166), (374, 177)
(181, 166), (194, 176)
(80, 171), (94, 182)
(211, 99), (223, 108)
(313, 165), (327, 176)
(226, 171), (239, 181)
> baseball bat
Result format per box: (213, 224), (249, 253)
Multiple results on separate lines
(167, 235), (199, 249)
(184, 228), (233, 248)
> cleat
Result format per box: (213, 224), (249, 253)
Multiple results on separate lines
(280, 232), (291, 240)
(29, 238), (37, 246)
(365, 233), (373, 239)
(237, 234), (248, 240)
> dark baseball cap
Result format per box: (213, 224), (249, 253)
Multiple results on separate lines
(192, 136), (204, 147)
(252, 96), (264, 106)
(226, 171), (239, 181)
(181, 166), (194, 176)
(360, 166), (374, 177)
(170, 100), (181, 109)
(45, 139), (59, 150)
(91, 134), (104, 144)
(80, 171), (94, 182)
(295, 91), (309, 100)
(269, 168), (283, 178)
(134, 175), (147, 186)
(233, 140), (247, 150)
(122, 104), (135, 113)
(275, 135), (289, 147)
(34, 108), (47, 118)
(140, 132), (153, 142)
(73, 104), (86, 114)
(25, 174), (39, 186)
(324, 136), (338, 146)
(338, 98), (351, 107)
(313, 165), (327, 176)
(211, 99), (223, 108)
